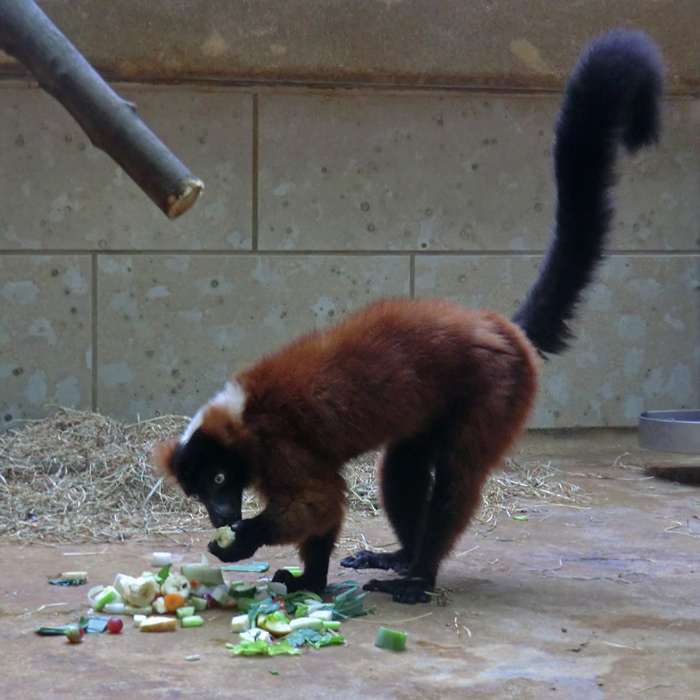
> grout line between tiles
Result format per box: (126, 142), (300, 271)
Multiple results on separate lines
(252, 93), (259, 251)
(91, 253), (98, 412)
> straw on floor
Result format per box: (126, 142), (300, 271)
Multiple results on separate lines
(0, 407), (583, 544)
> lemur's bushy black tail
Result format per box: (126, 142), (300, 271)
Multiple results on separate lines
(512, 30), (665, 355)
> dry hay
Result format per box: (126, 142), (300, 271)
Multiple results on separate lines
(0, 408), (584, 544)
(478, 457), (586, 524)
(0, 408), (205, 543)
(344, 453), (584, 525)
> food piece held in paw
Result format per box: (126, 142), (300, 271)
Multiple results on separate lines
(211, 526), (236, 548)
(139, 616), (178, 632)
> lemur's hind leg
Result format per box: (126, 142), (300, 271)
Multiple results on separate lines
(340, 432), (436, 575)
(364, 420), (494, 603)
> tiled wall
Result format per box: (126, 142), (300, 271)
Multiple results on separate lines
(1, 83), (698, 429)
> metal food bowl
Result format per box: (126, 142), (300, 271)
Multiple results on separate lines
(638, 410), (700, 454)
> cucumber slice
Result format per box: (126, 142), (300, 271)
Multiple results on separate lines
(374, 627), (408, 651)
(235, 597), (255, 612)
(176, 606), (196, 619)
(209, 583), (231, 607)
(190, 596), (208, 612)
(180, 615), (204, 628)
(230, 583), (257, 598)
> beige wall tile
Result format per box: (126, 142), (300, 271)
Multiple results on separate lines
(614, 100), (699, 251)
(0, 85), (252, 251)
(95, 253), (410, 419)
(0, 255), (92, 428)
(259, 93), (697, 253)
(416, 254), (700, 428)
(1, 79), (695, 431)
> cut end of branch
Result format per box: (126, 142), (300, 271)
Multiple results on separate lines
(166, 177), (205, 219)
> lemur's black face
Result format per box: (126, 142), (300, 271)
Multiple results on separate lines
(171, 429), (250, 528)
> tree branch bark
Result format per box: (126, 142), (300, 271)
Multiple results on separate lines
(0, 0), (204, 219)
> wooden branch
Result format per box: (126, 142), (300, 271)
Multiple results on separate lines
(0, 0), (204, 219)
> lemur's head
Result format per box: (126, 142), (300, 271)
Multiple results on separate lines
(154, 382), (251, 528)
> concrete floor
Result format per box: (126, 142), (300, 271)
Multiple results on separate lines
(2, 437), (700, 699)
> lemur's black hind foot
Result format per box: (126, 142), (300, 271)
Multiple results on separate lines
(340, 549), (411, 575)
(363, 576), (433, 604)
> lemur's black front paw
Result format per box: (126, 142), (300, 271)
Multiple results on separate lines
(207, 520), (261, 563)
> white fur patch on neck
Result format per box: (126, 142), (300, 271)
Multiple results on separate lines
(180, 381), (247, 445)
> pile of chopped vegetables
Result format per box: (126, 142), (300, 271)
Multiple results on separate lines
(78, 552), (369, 655)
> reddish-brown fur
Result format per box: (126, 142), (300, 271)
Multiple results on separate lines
(166, 298), (539, 600)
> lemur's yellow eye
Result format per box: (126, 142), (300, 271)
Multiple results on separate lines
(214, 473), (226, 485)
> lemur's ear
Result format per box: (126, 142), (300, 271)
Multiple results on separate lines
(153, 438), (178, 478)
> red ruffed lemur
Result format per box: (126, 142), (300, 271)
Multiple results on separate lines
(155, 31), (665, 603)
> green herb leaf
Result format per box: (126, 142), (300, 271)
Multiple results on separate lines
(247, 597), (281, 624)
(226, 638), (301, 657)
(286, 628), (344, 649)
(332, 584), (370, 619)
(155, 563), (172, 584)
